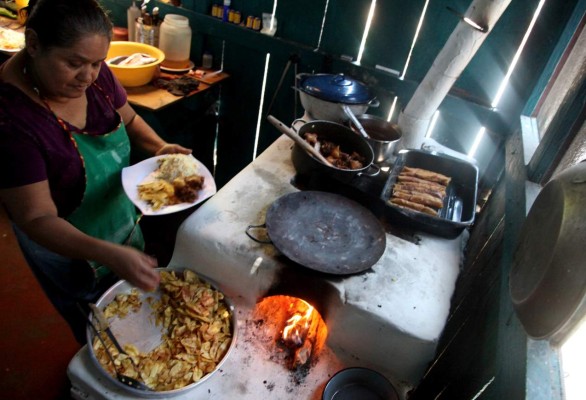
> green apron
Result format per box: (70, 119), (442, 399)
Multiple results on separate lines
(46, 86), (144, 279)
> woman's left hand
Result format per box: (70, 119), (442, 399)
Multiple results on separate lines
(155, 143), (192, 156)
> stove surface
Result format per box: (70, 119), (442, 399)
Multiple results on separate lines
(68, 298), (407, 400)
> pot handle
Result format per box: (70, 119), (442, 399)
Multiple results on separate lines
(291, 117), (309, 133)
(369, 98), (380, 108)
(245, 223), (273, 244)
(358, 163), (381, 177)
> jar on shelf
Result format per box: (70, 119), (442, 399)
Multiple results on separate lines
(158, 14), (192, 69)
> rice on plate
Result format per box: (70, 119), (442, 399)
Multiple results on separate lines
(155, 154), (199, 181)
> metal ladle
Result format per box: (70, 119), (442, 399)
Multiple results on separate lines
(342, 105), (370, 139)
(78, 304), (152, 392)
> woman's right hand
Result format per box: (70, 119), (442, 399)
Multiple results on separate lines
(106, 245), (161, 291)
(1, 182), (161, 291)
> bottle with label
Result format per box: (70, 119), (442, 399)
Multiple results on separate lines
(158, 14), (192, 69)
(222, 0), (231, 22)
(127, 0), (141, 41)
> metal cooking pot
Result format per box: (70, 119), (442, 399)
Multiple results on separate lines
(348, 114), (402, 163)
(510, 161), (586, 343)
(246, 191), (386, 275)
(291, 120), (380, 183)
(295, 73), (379, 123)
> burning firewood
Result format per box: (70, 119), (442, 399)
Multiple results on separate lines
(250, 295), (328, 372)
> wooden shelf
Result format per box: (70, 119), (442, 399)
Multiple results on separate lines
(125, 70), (229, 111)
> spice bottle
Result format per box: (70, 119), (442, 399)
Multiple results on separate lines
(127, 1), (141, 41)
(222, 0), (231, 22)
(158, 14), (192, 69)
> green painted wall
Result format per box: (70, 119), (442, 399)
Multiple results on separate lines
(100, 0), (577, 189)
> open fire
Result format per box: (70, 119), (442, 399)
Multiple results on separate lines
(249, 295), (328, 372)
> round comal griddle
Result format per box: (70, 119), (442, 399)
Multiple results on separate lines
(265, 191), (386, 275)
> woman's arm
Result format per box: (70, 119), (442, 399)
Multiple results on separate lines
(118, 102), (192, 156)
(0, 181), (160, 291)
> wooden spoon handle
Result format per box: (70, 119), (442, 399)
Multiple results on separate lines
(267, 115), (333, 167)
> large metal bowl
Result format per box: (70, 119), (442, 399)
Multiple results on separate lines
(295, 73), (379, 123)
(86, 267), (237, 398)
(297, 89), (373, 123)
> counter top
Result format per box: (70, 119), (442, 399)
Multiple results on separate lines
(168, 135), (464, 386)
(126, 70), (229, 111)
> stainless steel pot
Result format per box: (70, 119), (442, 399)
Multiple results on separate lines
(348, 114), (402, 163)
(295, 73), (379, 123)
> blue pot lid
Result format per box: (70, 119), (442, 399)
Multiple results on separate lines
(298, 73), (374, 104)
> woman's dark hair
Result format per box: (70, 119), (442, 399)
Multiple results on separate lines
(25, 0), (112, 49)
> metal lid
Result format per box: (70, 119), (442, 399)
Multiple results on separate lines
(298, 73), (374, 104)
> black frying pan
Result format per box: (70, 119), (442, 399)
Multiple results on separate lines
(246, 191), (386, 275)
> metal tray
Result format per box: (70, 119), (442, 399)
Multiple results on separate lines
(381, 149), (478, 238)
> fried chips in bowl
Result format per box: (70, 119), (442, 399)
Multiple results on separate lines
(87, 268), (235, 396)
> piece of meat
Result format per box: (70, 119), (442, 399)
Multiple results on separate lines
(303, 132), (318, 146)
(396, 174), (447, 190)
(393, 183), (445, 200)
(392, 189), (444, 209)
(401, 166), (451, 186)
(390, 198), (438, 216)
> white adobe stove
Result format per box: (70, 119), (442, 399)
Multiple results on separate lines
(68, 134), (464, 399)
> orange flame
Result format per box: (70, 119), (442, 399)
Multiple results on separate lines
(282, 301), (314, 345)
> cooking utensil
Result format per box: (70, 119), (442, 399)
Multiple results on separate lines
(267, 115), (334, 167)
(381, 149), (478, 238)
(348, 114), (402, 163)
(246, 191), (386, 275)
(291, 120), (380, 183)
(322, 367), (399, 400)
(510, 161), (586, 343)
(78, 304), (152, 392)
(342, 105), (369, 138)
(295, 73), (379, 123)
(89, 303), (126, 355)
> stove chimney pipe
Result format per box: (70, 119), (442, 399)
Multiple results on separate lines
(398, 0), (512, 151)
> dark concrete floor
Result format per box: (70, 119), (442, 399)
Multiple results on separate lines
(0, 205), (193, 399)
(0, 207), (79, 400)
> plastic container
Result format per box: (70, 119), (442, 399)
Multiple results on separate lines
(126, 1), (141, 42)
(158, 14), (192, 69)
(106, 42), (164, 87)
(202, 51), (213, 69)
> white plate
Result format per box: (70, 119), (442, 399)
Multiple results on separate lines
(160, 61), (195, 73)
(0, 27), (24, 53)
(122, 154), (216, 216)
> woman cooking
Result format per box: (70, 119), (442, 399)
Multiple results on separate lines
(0, 0), (191, 343)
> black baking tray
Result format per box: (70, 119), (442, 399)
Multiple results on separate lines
(381, 149), (478, 238)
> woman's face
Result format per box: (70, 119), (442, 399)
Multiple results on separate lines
(31, 33), (110, 99)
